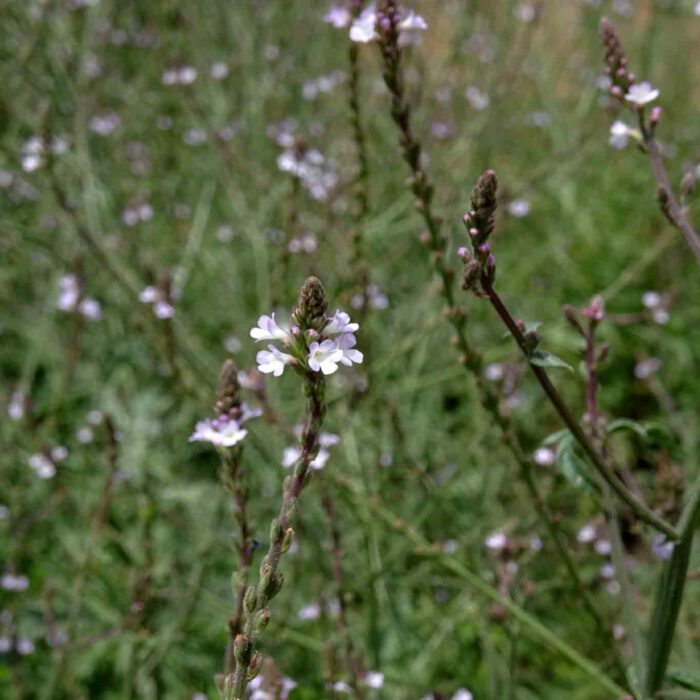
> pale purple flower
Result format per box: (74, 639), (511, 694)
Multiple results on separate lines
(484, 363), (504, 381)
(297, 602), (321, 621)
(653, 308), (670, 325)
(507, 199), (530, 217)
(8, 390), (26, 421)
(319, 432), (340, 447)
(324, 5), (352, 28)
(1, 573), (29, 591)
(335, 333), (364, 367)
(139, 286), (175, 319)
(257, 345), (295, 377)
(51, 446), (68, 462)
(635, 357), (661, 379)
(76, 426), (94, 444)
(453, 690), (473, 700)
(333, 681), (352, 693)
(78, 298), (102, 320)
(28, 454), (56, 479)
(651, 534), (673, 561)
(577, 524), (596, 543)
(189, 417), (248, 447)
(594, 538), (612, 556)
(282, 446), (330, 470)
(16, 638), (34, 655)
(642, 290), (662, 309)
(250, 313), (290, 342)
(364, 671), (384, 689)
(609, 120), (632, 149)
(465, 85), (490, 111)
(308, 339), (343, 375)
(210, 62), (229, 80)
(154, 300), (174, 319)
(625, 82), (660, 106)
(325, 309), (359, 335)
(533, 446), (555, 466)
(58, 275), (80, 311)
(349, 4), (427, 45)
(485, 530), (507, 550)
(139, 286), (160, 304)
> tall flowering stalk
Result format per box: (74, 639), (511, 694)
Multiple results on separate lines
(218, 277), (362, 699)
(459, 170), (700, 697)
(371, 0), (617, 652)
(600, 17), (700, 267)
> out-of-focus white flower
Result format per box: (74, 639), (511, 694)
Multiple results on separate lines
(533, 446), (555, 466)
(465, 85), (490, 111)
(634, 357), (661, 380)
(51, 446), (68, 462)
(333, 681), (352, 693)
(288, 232), (318, 253)
(298, 602), (321, 621)
(1, 573), (30, 591)
(529, 535), (543, 551)
(485, 530), (507, 551)
(625, 82), (660, 106)
(16, 638), (35, 655)
(516, 3), (536, 21)
(78, 298), (102, 320)
(282, 446), (330, 471)
(349, 4), (427, 45)
(0, 637), (11, 653)
(90, 111), (121, 136)
(642, 290), (661, 309)
(695, 1), (700, 16)
(28, 453), (56, 479)
(453, 690), (473, 700)
(277, 147), (338, 201)
(484, 363), (504, 381)
(577, 523), (596, 543)
(319, 432), (340, 447)
(507, 199), (530, 217)
(224, 334), (241, 353)
(652, 308), (669, 325)
(594, 538), (612, 556)
(189, 417), (248, 447)
(609, 120), (635, 149)
(257, 345), (295, 377)
(8, 390), (26, 421)
(651, 534), (673, 561)
(210, 61), (229, 79)
(139, 286), (174, 319)
(324, 5), (352, 28)
(76, 426), (94, 444)
(364, 671), (384, 689)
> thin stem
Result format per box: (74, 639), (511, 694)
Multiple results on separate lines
(640, 120), (700, 268)
(227, 372), (326, 699)
(481, 276), (679, 542)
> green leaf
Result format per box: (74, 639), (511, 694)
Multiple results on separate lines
(555, 436), (594, 492)
(542, 428), (570, 447)
(607, 418), (648, 438)
(667, 668), (700, 691)
(607, 419), (675, 448)
(529, 350), (573, 372)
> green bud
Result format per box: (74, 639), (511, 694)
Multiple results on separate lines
(281, 527), (294, 555)
(244, 586), (257, 613)
(216, 359), (241, 416)
(270, 518), (283, 545)
(265, 571), (284, 600)
(253, 608), (271, 632)
(293, 276), (328, 331)
(233, 634), (251, 666)
(247, 652), (262, 680)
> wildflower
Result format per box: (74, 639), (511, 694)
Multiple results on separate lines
(349, 3), (427, 45)
(642, 290), (661, 309)
(250, 314), (291, 343)
(325, 309), (359, 336)
(257, 345), (296, 377)
(51, 446), (68, 461)
(594, 538), (612, 556)
(485, 530), (507, 551)
(276, 146), (338, 201)
(189, 417), (248, 447)
(634, 357), (661, 379)
(653, 308), (670, 325)
(8, 390), (26, 421)
(78, 298), (102, 320)
(507, 199), (530, 218)
(28, 454), (56, 479)
(582, 295), (605, 321)
(533, 446), (555, 466)
(210, 61), (229, 79)
(16, 638), (34, 655)
(529, 535), (543, 551)
(600, 563), (615, 579)
(364, 671), (384, 689)
(297, 602), (321, 621)
(335, 333), (364, 367)
(625, 82), (660, 106)
(453, 690), (473, 700)
(76, 426), (94, 444)
(324, 5), (351, 27)
(484, 363), (504, 381)
(465, 85), (490, 111)
(577, 523), (596, 543)
(139, 286), (175, 319)
(90, 111), (121, 136)
(609, 120), (632, 149)
(333, 681), (352, 693)
(319, 431), (340, 447)
(651, 536), (673, 561)
(288, 232), (318, 253)
(308, 339), (344, 375)
(1, 573), (29, 591)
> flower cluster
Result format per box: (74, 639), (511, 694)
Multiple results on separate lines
(189, 360), (262, 448)
(325, 2), (427, 46)
(139, 285), (175, 319)
(282, 430), (339, 471)
(251, 307), (362, 378)
(276, 143), (338, 201)
(57, 275), (102, 321)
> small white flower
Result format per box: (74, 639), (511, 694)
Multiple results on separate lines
(651, 534), (673, 561)
(333, 681), (352, 693)
(529, 535), (543, 551)
(465, 85), (490, 111)
(319, 432), (340, 447)
(240, 403), (263, 423)
(533, 446), (555, 466)
(51, 446), (68, 462)
(625, 82), (660, 106)
(613, 624), (625, 640)
(507, 198), (530, 217)
(298, 602), (321, 621)
(335, 333), (364, 367)
(28, 453), (56, 479)
(189, 418), (248, 447)
(8, 390), (26, 421)
(349, 5), (378, 42)
(325, 309), (359, 335)
(485, 531), (507, 550)
(635, 357), (661, 380)
(139, 286), (160, 304)
(695, 1), (700, 16)
(609, 120), (633, 149)
(594, 538), (612, 556)
(1, 573), (29, 591)
(577, 523), (596, 543)
(257, 345), (295, 377)
(600, 563), (615, 579)
(364, 671), (384, 689)
(653, 308), (669, 325)
(308, 339), (343, 375)
(0, 637), (11, 653)
(79, 298), (102, 320)
(484, 363), (504, 381)
(642, 290), (662, 309)
(282, 446), (330, 470)
(58, 274), (80, 311)
(324, 5), (352, 27)
(398, 10), (428, 47)
(210, 61), (229, 80)
(16, 638), (35, 655)
(453, 690), (473, 700)
(250, 313), (291, 342)
(154, 300), (175, 319)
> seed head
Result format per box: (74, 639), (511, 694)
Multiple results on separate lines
(293, 276), (328, 331)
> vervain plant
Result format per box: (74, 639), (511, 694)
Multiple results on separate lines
(192, 277), (363, 699)
(459, 169), (700, 698)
